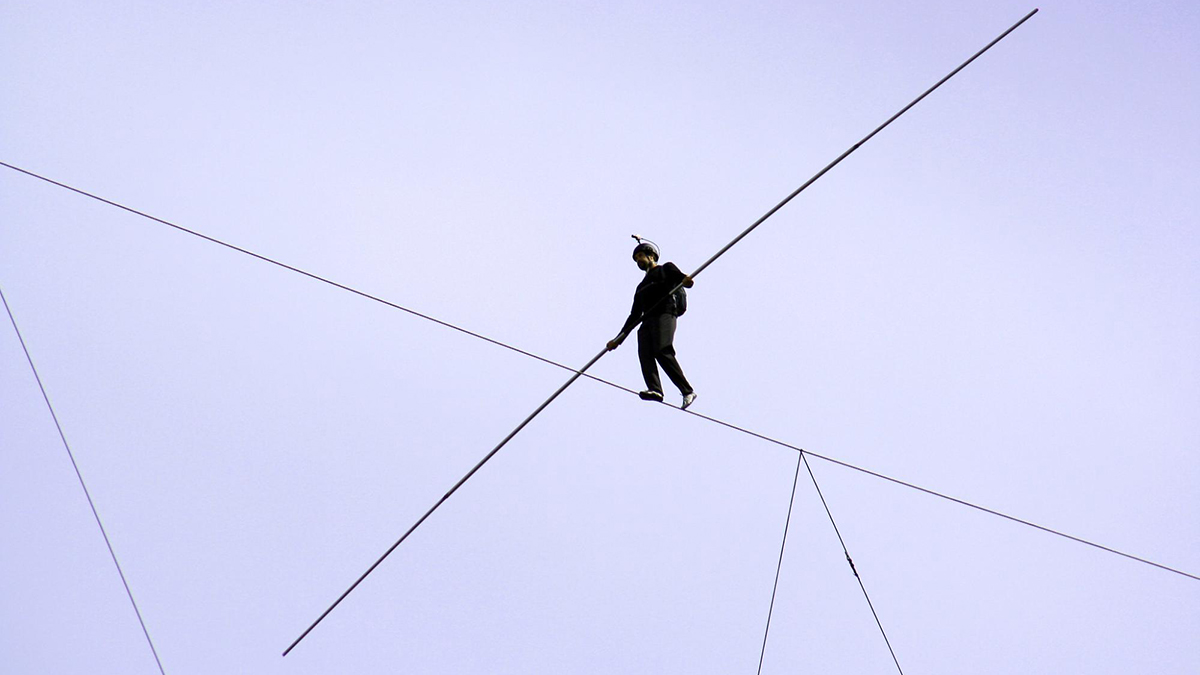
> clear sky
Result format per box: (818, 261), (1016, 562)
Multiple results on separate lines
(2, 1), (1197, 673)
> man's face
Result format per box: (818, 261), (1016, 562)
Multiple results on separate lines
(634, 251), (654, 270)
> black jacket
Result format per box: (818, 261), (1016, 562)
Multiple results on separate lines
(619, 262), (687, 336)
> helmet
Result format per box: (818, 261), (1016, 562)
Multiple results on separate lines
(631, 235), (660, 261)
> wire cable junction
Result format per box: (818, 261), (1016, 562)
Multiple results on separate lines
(803, 453), (904, 674)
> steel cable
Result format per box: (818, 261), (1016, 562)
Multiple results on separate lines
(1, 284), (168, 675)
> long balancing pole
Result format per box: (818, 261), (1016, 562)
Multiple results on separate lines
(283, 7), (1039, 656)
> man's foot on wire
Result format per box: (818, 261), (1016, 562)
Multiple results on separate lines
(682, 392), (697, 410)
(638, 390), (664, 402)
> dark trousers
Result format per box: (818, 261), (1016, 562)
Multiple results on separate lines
(637, 313), (693, 396)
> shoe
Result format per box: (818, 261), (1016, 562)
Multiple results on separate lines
(682, 392), (697, 410)
(638, 390), (664, 402)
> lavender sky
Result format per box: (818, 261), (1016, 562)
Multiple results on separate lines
(2, 1), (1197, 673)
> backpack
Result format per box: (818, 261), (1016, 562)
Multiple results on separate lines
(673, 286), (687, 317)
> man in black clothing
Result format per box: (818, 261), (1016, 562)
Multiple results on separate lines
(606, 241), (698, 409)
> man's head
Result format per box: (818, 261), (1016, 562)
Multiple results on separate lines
(632, 242), (659, 271)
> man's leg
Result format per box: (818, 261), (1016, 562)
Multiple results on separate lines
(637, 323), (663, 395)
(650, 314), (693, 396)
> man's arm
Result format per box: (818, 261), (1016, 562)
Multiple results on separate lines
(662, 262), (694, 288)
(609, 300), (642, 350)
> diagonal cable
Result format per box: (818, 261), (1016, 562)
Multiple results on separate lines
(5, 98), (1197, 593)
(0, 160), (563, 374)
(802, 452), (903, 674)
(1, 284), (168, 675)
(757, 454), (803, 675)
(6, 138), (1197, 597)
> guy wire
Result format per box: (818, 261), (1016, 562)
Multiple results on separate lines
(757, 455), (803, 675)
(1, 284), (168, 675)
(802, 453), (904, 674)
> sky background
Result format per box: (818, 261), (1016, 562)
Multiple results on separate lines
(2, 1), (1197, 673)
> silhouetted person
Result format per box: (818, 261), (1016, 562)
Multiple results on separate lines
(607, 239), (697, 409)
